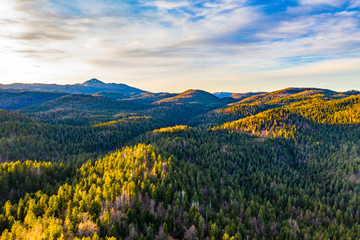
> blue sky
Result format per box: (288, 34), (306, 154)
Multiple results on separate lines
(0, 0), (359, 92)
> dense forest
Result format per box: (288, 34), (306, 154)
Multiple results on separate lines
(0, 83), (360, 239)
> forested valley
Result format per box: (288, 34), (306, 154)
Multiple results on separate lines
(1, 81), (360, 239)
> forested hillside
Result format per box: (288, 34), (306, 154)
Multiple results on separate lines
(0, 90), (68, 111)
(1, 86), (360, 239)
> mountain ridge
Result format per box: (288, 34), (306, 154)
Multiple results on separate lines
(0, 78), (146, 96)
(155, 89), (224, 105)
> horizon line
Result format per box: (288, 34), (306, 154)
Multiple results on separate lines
(0, 79), (359, 94)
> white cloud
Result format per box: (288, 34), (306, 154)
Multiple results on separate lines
(298, 0), (346, 6)
(349, 0), (360, 8)
(144, 1), (190, 10)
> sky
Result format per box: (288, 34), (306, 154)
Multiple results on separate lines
(0, 0), (360, 93)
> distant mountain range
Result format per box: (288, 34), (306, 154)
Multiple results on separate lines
(213, 92), (233, 98)
(2, 79), (360, 122)
(0, 78), (145, 95)
(0, 79), (239, 111)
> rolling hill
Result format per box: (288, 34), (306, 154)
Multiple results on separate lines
(199, 87), (360, 126)
(22, 94), (143, 113)
(229, 91), (267, 100)
(238, 87), (337, 105)
(19, 94), (148, 125)
(123, 92), (177, 104)
(217, 108), (311, 138)
(286, 95), (360, 124)
(0, 90), (68, 110)
(155, 89), (225, 106)
(93, 92), (126, 100)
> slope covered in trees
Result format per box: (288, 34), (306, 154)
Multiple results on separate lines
(1, 124), (360, 239)
(1, 86), (360, 239)
(217, 108), (308, 138)
(124, 93), (177, 104)
(20, 94), (148, 125)
(0, 110), (163, 162)
(0, 90), (68, 110)
(200, 88), (360, 126)
(286, 95), (360, 124)
(155, 90), (226, 106)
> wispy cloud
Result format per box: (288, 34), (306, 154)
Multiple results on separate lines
(298, 0), (347, 7)
(349, 0), (360, 8)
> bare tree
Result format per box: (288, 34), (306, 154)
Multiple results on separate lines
(184, 225), (198, 240)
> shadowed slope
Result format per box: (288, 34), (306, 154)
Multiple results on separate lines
(0, 90), (68, 110)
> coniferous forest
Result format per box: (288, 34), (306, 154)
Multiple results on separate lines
(1, 81), (360, 239)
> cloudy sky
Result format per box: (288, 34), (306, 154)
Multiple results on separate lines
(0, 0), (359, 92)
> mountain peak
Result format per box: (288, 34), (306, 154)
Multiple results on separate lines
(155, 89), (223, 105)
(83, 78), (104, 85)
(178, 89), (221, 100)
